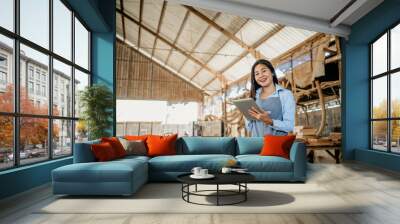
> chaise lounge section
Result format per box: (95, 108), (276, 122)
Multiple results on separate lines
(52, 137), (307, 196)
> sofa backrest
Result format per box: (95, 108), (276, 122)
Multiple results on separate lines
(176, 137), (236, 155)
(236, 137), (263, 155)
(73, 139), (100, 163)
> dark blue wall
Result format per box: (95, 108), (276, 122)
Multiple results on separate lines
(343, 0), (400, 171)
(0, 0), (116, 200)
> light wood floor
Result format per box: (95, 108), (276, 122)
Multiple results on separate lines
(1, 161), (400, 224)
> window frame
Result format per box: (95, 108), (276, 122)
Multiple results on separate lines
(0, 0), (92, 171)
(370, 20), (400, 154)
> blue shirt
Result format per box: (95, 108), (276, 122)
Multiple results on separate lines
(246, 84), (296, 136)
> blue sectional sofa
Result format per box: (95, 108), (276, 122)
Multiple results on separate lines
(52, 137), (306, 196)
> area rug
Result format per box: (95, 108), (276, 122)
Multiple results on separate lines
(37, 183), (361, 214)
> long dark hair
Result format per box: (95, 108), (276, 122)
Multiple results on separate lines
(250, 59), (278, 99)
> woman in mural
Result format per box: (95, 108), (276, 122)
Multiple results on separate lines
(246, 59), (296, 137)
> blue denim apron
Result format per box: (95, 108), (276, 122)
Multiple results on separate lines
(249, 94), (287, 137)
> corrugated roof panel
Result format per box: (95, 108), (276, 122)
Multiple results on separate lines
(205, 78), (221, 91)
(159, 4), (187, 44)
(116, 0), (121, 10)
(167, 50), (186, 71)
(116, 12), (123, 37)
(140, 29), (155, 51)
(192, 69), (214, 86)
(142, 0), (163, 32)
(180, 60), (202, 78)
(257, 27), (316, 60)
(153, 39), (171, 62)
(177, 14), (209, 51)
(215, 13), (248, 34)
(192, 27), (228, 64)
(223, 53), (255, 81)
(124, 0), (140, 20)
(235, 20), (274, 46)
(125, 18), (139, 46)
(207, 40), (245, 71)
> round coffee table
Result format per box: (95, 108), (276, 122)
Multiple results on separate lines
(177, 173), (255, 206)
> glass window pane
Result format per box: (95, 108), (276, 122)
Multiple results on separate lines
(0, 35), (14, 113)
(372, 121), (388, 151)
(20, 44), (49, 115)
(391, 72), (400, 118)
(53, 0), (72, 60)
(53, 59), (72, 117)
(391, 120), (400, 153)
(372, 33), (387, 76)
(0, 116), (14, 170)
(0, 0), (14, 31)
(75, 18), (89, 70)
(20, 0), (49, 49)
(372, 76), (387, 119)
(391, 24), (400, 70)
(53, 119), (72, 158)
(75, 120), (88, 143)
(20, 117), (49, 165)
(74, 69), (89, 118)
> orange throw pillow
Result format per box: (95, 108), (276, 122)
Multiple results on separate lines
(91, 142), (117, 161)
(125, 135), (148, 141)
(260, 135), (296, 159)
(101, 137), (127, 158)
(146, 134), (178, 157)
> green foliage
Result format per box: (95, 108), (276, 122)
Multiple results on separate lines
(79, 84), (113, 140)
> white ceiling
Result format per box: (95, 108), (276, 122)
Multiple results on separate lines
(170, 0), (384, 37)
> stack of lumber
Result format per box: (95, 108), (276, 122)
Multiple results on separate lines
(329, 132), (342, 144)
(294, 126), (317, 140)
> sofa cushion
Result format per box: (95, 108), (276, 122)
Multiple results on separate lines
(147, 134), (178, 157)
(236, 137), (263, 155)
(236, 155), (293, 172)
(260, 135), (296, 159)
(177, 137), (236, 155)
(149, 154), (235, 172)
(53, 159), (147, 183)
(91, 142), (118, 161)
(101, 137), (127, 158)
(119, 138), (147, 156)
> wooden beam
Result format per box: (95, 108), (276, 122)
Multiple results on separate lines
(138, 0), (144, 49)
(190, 18), (250, 82)
(184, 6), (262, 59)
(151, 1), (167, 58)
(118, 8), (227, 85)
(177, 12), (222, 74)
(120, 0), (126, 40)
(219, 25), (285, 74)
(164, 10), (190, 65)
(203, 24), (284, 90)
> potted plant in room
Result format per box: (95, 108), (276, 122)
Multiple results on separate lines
(79, 84), (113, 140)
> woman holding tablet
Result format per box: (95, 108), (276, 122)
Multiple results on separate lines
(246, 59), (296, 137)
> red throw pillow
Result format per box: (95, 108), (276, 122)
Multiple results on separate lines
(91, 142), (117, 161)
(125, 135), (148, 141)
(101, 137), (127, 158)
(146, 134), (178, 157)
(260, 135), (296, 159)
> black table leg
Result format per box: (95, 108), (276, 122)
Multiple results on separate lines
(195, 184), (197, 192)
(216, 184), (219, 206)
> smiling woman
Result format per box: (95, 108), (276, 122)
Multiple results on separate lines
(246, 59), (296, 137)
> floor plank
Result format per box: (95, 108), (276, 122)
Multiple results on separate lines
(1, 162), (400, 224)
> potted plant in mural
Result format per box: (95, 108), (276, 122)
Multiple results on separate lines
(79, 84), (113, 140)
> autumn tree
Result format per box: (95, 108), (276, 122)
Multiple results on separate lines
(0, 85), (60, 151)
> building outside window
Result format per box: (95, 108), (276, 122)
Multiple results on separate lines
(0, 0), (91, 171)
(370, 23), (400, 154)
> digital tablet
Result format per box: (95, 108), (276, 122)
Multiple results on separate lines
(232, 98), (264, 120)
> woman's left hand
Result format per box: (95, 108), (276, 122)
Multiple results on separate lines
(248, 106), (273, 125)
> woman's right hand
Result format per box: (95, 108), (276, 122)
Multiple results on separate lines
(248, 106), (273, 125)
